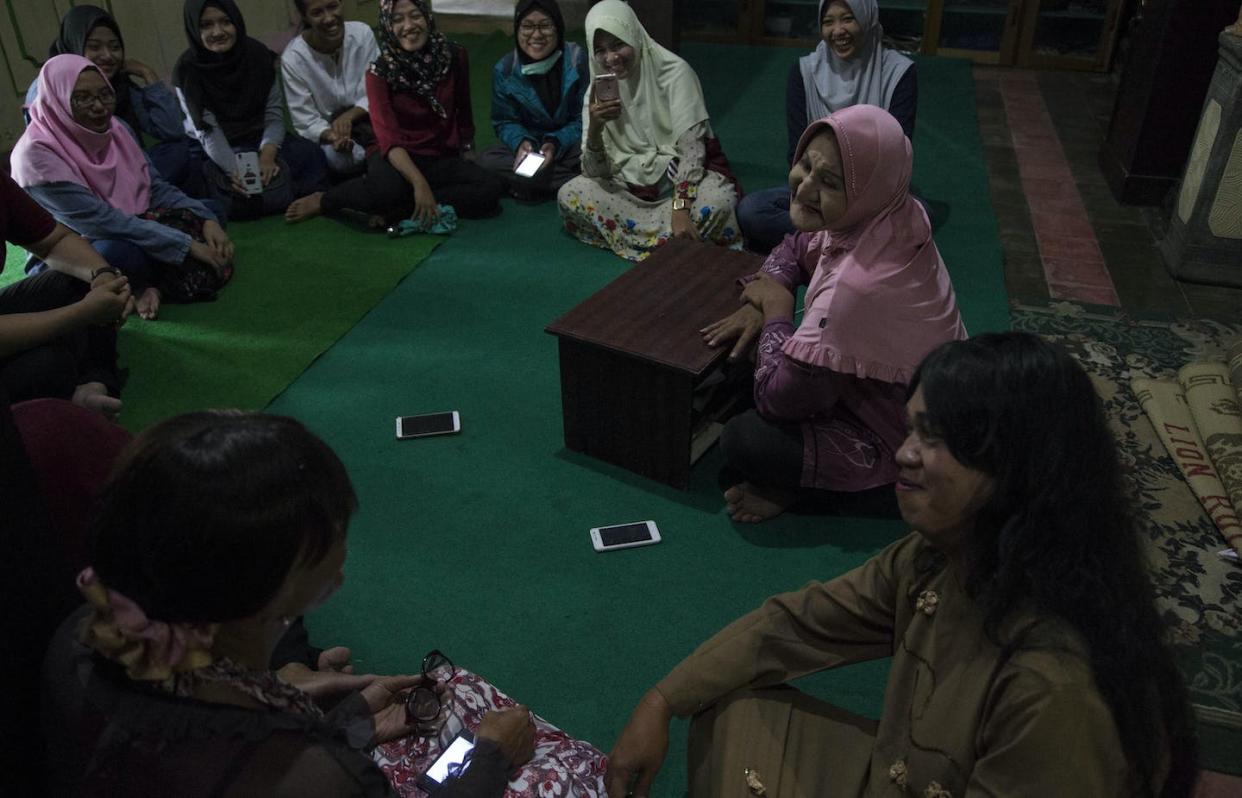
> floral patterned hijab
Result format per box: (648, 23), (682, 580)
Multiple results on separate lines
(370, 0), (454, 118)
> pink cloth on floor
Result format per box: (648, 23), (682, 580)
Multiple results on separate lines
(781, 105), (966, 384)
(11, 54), (152, 214)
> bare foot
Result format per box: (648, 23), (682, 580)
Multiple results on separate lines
(72, 381), (122, 421)
(136, 286), (161, 320)
(285, 191), (325, 223)
(724, 482), (794, 523)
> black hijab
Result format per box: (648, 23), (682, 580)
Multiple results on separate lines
(48, 5), (139, 132)
(171, 0), (276, 141)
(515, 0), (565, 115)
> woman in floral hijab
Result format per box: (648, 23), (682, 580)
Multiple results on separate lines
(285, 0), (505, 226)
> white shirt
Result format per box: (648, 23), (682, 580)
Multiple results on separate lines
(280, 21), (380, 143)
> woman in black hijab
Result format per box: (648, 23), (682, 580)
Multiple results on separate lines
(172, 0), (329, 219)
(28, 5), (206, 197)
(477, 0), (588, 200)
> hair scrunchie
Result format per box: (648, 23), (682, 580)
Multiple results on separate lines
(76, 567), (218, 683)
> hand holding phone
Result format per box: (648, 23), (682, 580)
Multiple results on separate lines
(514, 151), (547, 178)
(591, 520), (661, 552)
(418, 730), (476, 792)
(234, 152), (263, 196)
(594, 73), (620, 103)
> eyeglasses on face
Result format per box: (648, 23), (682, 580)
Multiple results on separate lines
(519, 21), (556, 35)
(70, 89), (117, 110)
(405, 649), (455, 726)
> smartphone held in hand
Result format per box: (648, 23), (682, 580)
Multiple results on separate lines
(594, 73), (620, 103)
(514, 151), (547, 178)
(234, 152), (263, 196)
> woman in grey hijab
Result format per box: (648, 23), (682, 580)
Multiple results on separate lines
(739, 0), (916, 253)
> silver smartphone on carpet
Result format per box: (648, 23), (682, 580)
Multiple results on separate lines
(396, 411), (460, 439)
(591, 520), (661, 552)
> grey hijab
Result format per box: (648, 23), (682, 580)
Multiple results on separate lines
(798, 0), (913, 122)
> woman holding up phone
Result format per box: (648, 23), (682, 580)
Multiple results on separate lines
(286, 0), (505, 228)
(556, 0), (741, 261)
(43, 410), (608, 796)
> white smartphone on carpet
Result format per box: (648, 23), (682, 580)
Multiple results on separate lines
(590, 520), (660, 552)
(396, 411), (460, 440)
(515, 151), (546, 178)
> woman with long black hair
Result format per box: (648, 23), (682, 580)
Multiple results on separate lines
(607, 332), (1197, 798)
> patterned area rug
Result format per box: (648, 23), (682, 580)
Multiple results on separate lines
(1012, 300), (1242, 773)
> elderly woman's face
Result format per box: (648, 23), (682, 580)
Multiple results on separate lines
(895, 387), (995, 552)
(518, 8), (558, 61)
(390, 0), (430, 52)
(593, 30), (635, 79)
(821, 0), (863, 59)
(70, 69), (116, 133)
(788, 129), (849, 231)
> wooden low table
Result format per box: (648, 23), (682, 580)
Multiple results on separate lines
(546, 238), (764, 488)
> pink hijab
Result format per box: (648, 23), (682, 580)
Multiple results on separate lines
(782, 105), (966, 384)
(10, 54), (151, 215)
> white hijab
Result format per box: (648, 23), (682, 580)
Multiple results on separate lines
(798, 0), (913, 121)
(583, 0), (711, 187)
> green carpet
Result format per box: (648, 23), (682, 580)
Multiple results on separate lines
(3, 217), (442, 430)
(254, 41), (1009, 796)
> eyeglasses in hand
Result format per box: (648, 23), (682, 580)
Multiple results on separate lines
(405, 649), (455, 727)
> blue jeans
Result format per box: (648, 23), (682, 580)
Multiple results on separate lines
(737, 186), (794, 254)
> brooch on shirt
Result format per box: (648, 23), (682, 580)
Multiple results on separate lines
(915, 589), (940, 616)
(924, 781), (953, 798)
(888, 759), (908, 787)
(743, 767), (767, 795)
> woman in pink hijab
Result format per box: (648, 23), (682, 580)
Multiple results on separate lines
(700, 104), (966, 524)
(11, 55), (234, 320)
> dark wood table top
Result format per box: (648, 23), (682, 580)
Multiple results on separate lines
(546, 238), (765, 377)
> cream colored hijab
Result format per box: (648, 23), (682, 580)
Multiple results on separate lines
(583, 0), (711, 187)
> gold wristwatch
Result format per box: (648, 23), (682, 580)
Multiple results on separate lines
(672, 197), (688, 211)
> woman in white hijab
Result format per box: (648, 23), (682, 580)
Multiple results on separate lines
(738, 0), (916, 253)
(556, 0), (741, 262)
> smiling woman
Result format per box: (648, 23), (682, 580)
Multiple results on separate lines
(285, 0), (505, 227)
(701, 105), (965, 526)
(606, 332), (1199, 798)
(280, 0), (381, 175)
(737, 0), (919, 253)
(475, 0), (590, 201)
(24, 5), (206, 198)
(12, 55), (234, 321)
(172, 0), (330, 220)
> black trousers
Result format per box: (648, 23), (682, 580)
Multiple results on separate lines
(0, 270), (120, 400)
(322, 152), (505, 223)
(720, 409), (901, 518)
